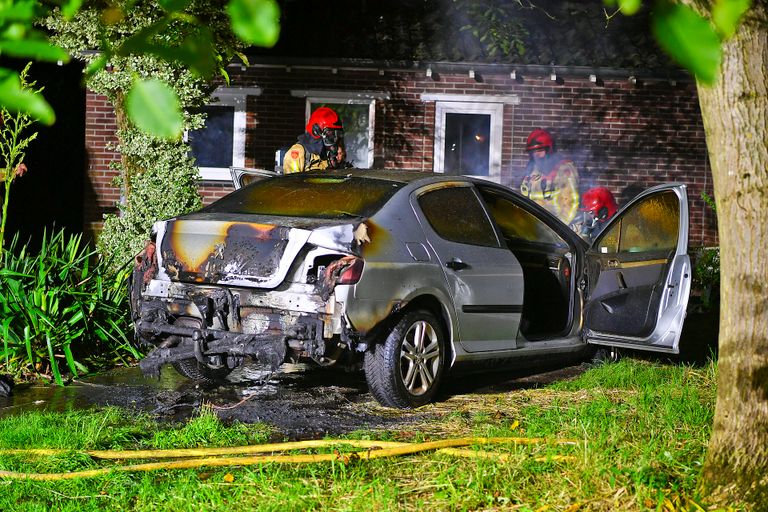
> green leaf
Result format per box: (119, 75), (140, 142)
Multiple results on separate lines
(0, 0), (41, 22)
(63, 343), (79, 377)
(84, 54), (108, 78)
(618, 0), (641, 15)
(652, 1), (722, 85)
(0, 69), (55, 124)
(125, 79), (183, 139)
(61, 0), (84, 19)
(158, 0), (193, 11)
(0, 40), (70, 63)
(227, 0), (280, 47)
(712, 0), (751, 38)
(46, 335), (63, 385)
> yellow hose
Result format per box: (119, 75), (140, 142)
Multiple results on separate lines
(0, 436), (579, 481)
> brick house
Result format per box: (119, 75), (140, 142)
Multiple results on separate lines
(83, 1), (717, 247)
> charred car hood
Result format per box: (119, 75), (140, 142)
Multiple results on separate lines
(153, 213), (362, 288)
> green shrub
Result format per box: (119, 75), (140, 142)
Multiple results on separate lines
(693, 246), (720, 309)
(0, 228), (140, 384)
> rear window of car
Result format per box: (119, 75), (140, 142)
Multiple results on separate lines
(202, 175), (405, 219)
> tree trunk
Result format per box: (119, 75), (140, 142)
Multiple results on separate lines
(697, 4), (768, 507)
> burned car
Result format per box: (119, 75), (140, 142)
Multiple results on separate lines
(130, 169), (691, 408)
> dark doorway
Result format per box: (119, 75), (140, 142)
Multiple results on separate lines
(2, 59), (85, 250)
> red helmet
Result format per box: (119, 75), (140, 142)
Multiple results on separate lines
(306, 107), (343, 138)
(580, 187), (618, 222)
(526, 129), (553, 153)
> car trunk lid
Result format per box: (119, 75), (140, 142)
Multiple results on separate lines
(154, 215), (361, 289)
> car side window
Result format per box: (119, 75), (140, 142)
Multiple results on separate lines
(479, 189), (568, 248)
(597, 190), (679, 254)
(418, 186), (499, 247)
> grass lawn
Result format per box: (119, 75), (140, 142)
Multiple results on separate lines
(0, 358), (731, 511)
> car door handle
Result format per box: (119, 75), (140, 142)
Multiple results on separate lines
(445, 258), (468, 271)
(607, 259), (620, 269)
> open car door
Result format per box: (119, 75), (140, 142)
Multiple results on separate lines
(583, 184), (691, 353)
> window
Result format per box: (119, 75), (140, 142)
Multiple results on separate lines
(597, 191), (679, 254)
(422, 94), (518, 182)
(418, 186), (498, 247)
(187, 87), (261, 181)
(479, 189), (569, 248)
(203, 174), (404, 219)
(291, 90), (389, 169)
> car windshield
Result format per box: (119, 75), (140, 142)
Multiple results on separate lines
(202, 174), (405, 219)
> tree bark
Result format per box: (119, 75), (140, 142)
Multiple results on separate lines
(697, 3), (768, 508)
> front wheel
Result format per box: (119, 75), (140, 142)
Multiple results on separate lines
(364, 310), (446, 408)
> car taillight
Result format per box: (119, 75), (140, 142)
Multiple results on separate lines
(337, 257), (364, 284)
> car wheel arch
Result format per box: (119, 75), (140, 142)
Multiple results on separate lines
(365, 294), (455, 363)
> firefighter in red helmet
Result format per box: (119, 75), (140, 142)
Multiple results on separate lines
(519, 129), (580, 225)
(576, 186), (618, 240)
(283, 107), (349, 173)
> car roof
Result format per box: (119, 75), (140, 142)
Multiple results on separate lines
(295, 168), (447, 184)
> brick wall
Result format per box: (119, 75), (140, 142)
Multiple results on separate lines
(84, 93), (121, 236)
(84, 65), (717, 246)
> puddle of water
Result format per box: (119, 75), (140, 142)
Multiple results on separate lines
(0, 362), (417, 439)
(0, 365), (197, 419)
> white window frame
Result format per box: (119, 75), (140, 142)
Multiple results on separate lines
(192, 86), (261, 181)
(291, 89), (389, 169)
(422, 93), (518, 183)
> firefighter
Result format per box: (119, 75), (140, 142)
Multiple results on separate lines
(283, 107), (349, 173)
(519, 129), (580, 225)
(575, 186), (618, 240)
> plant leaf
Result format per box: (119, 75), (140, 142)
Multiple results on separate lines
(61, 0), (83, 19)
(46, 335), (63, 385)
(0, 40), (70, 63)
(652, 1), (722, 85)
(0, 0), (42, 22)
(227, 0), (280, 47)
(0, 69), (55, 124)
(618, 0), (641, 15)
(125, 79), (182, 139)
(712, 0), (751, 38)
(158, 0), (193, 11)
(84, 54), (108, 78)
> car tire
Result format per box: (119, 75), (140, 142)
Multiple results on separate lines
(364, 310), (446, 409)
(172, 358), (230, 383)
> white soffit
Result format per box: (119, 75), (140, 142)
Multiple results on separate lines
(420, 93), (520, 105)
(290, 89), (390, 100)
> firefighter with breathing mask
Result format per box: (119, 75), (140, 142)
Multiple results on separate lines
(520, 128), (580, 225)
(283, 107), (350, 173)
(575, 186), (618, 240)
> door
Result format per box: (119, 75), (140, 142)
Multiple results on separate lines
(414, 183), (524, 352)
(584, 184), (691, 353)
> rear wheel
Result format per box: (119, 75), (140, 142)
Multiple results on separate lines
(172, 357), (230, 383)
(364, 310), (446, 408)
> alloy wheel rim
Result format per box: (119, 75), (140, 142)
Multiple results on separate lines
(399, 320), (441, 396)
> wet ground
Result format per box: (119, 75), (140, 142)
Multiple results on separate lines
(0, 307), (717, 440)
(0, 360), (591, 439)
